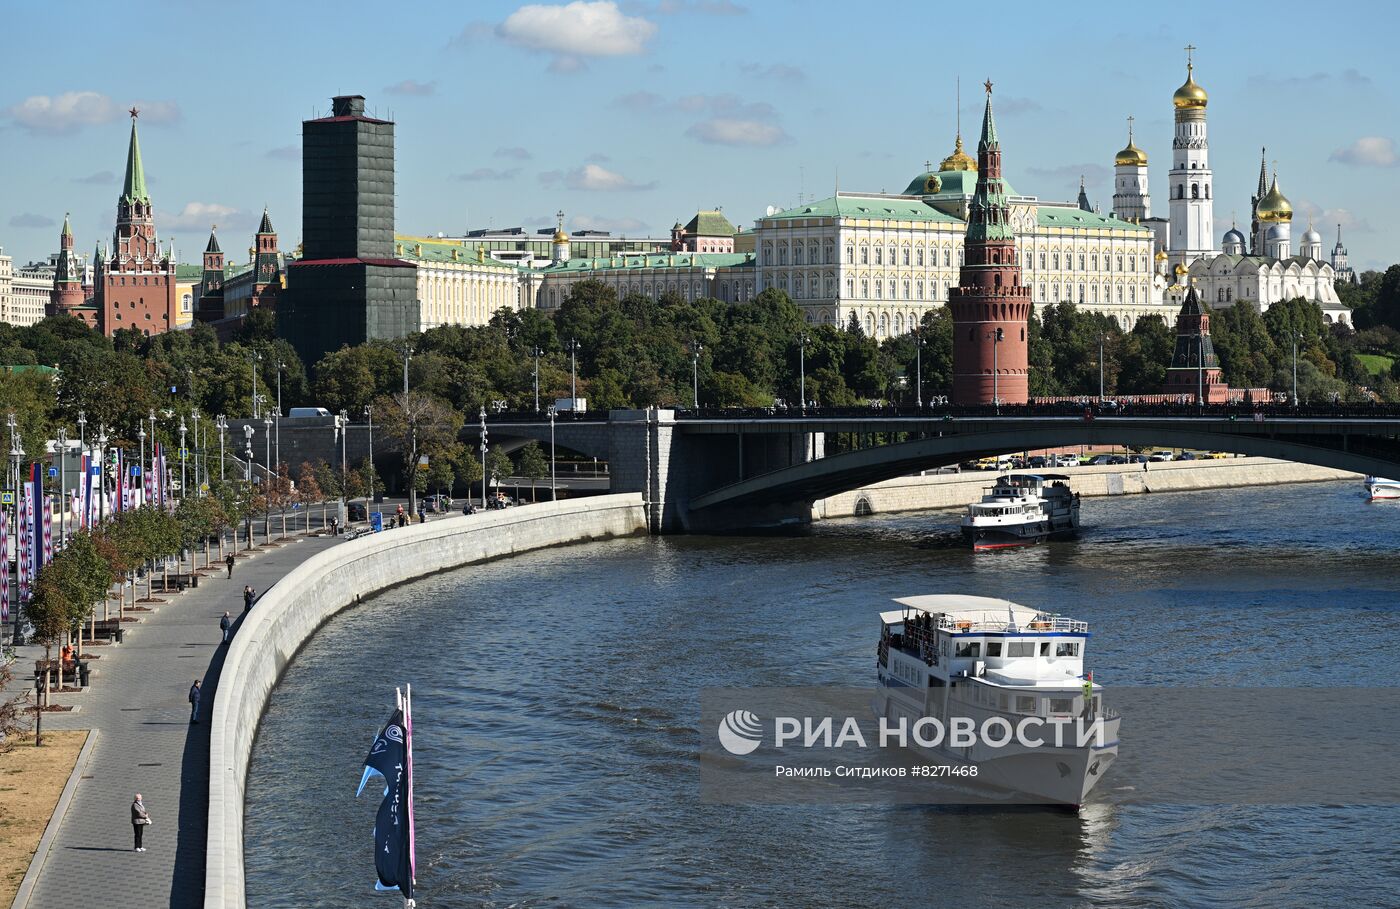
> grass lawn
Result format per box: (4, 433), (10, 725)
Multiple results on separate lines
(1356, 353), (1395, 375)
(0, 730), (89, 905)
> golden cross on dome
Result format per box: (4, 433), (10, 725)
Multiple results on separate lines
(1126, 114), (1134, 140)
(129, 106), (139, 119)
(983, 79), (993, 95)
(1184, 44), (1196, 70)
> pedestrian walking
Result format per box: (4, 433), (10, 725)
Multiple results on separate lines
(219, 612), (231, 643)
(243, 585), (255, 613)
(225, 552), (235, 578)
(188, 679), (202, 724)
(330, 516), (339, 536)
(131, 793), (150, 852)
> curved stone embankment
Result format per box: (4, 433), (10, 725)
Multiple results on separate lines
(817, 457), (1359, 518)
(204, 495), (647, 908)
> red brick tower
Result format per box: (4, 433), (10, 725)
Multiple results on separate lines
(251, 208), (281, 308)
(95, 109), (177, 337)
(49, 214), (87, 317)
(950, 82), (1031, 405)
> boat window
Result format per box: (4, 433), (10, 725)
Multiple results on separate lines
(955, 641), (981, 658)
(1016, 695), (1036, 714)
(985, 642), (1003, 657)
(1039, 642), (1051, 657)
(1007, 640), (1034, 658)
(1049, 698), (1074, 714)
(997, 692), (1009, 711)
(1056, 642), (1080, 657)
(929, 676), (945, 688)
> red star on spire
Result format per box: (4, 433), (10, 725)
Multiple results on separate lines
(983, 79), (993, 95)
(129, 107), (140, 119)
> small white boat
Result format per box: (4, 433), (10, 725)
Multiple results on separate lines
(1365, 477), (1400, 500)
(960, 474), (1080, 550)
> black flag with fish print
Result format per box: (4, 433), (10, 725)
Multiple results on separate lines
(357, 705), (415, 899)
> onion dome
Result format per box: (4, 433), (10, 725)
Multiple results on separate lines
(1301, 225), (1322, 245)
(1173, 262), (1188, 277)
(1115, 141), (1148, 167)
(939, 133), (977, 172)
(1256, 173), (1292, 223)
(1223, 227), (1246, 247)
(1155, 249), (1168, 262)
(553, 227), (569, 243)
(1173, 63), (1208, 110)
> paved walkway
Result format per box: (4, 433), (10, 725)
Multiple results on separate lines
(9, 533), (338, 909)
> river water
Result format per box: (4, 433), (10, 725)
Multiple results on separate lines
(244, 480), (1400, 908)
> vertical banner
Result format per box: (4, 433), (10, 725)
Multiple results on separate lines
(18, 480), (31, 606)
(115, 450), (124, 514)
(77, 455), (88, 529)
(29, 464), (44, 574)
(42, 496), (52, 566)
(1, 509), (9, 623)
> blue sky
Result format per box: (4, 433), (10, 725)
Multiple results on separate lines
(2, 0), (1396, 272)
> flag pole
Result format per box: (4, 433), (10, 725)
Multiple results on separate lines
(404, 682), (416, 909)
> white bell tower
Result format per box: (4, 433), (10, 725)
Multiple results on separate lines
(1167, 46), (1215, 270)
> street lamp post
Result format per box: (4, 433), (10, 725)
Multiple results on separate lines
(56, 428), (68, 546)
(1098, 332), (1106, 401)
(798, 333), (810, 413)
(243, 425), (255, 547)
(137, 423), (147, 504)
(567, 338), (581, 406)
(690, 340), (703, 410)
(547, 405), (557, 502)
(215, 415), (227, 480)
(191, 411), (201, 494)
(531, 346), (543, 414)
(914, 329), (924, 408)
(364, 405), (374, 504)
(986, 328), (1004, 413)
(275, 359), (285, 468)
(338, 410), (348, 491)
(401, 344), (413, 396)
(179, 419), (187, 504)
(479, 406), (489, 509)
(1197, 334), (1205, 412)
(250, 351), (261, 419)
(262, 415), (272, 479)
(1292, 332), (1302, 408)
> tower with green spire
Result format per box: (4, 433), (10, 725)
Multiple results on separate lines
(948, 81), (1031, 405)
(96, 108), (177, 336)
(49, 213), (87, 316)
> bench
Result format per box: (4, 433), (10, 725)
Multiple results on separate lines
(92, 619), (125, 642)
(34, 659), (81, 686)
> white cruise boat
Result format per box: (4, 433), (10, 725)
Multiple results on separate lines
(1365, 477), (1400, 500)
(960, 474), (1080, 550)
(874, 594), (1118, 807)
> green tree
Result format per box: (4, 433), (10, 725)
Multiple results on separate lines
(375, 391), (465, 514)
(515, 442), (549, 502)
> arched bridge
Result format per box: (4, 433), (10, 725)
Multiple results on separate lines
(479, 405), (1400, 531)
(687, 414), (1400, 516)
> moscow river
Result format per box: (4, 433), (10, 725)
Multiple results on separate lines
(245, 480), (1400, 908)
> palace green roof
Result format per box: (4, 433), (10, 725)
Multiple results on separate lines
(683, 210), (737, 237)
(1036, 206), (1149, 232)
(393, 240), (521, 270)
(766, 195), (963, 223)
(541, 252), (754, 273)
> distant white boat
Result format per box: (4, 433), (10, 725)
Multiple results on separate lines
(1365, 477), (1400, 500)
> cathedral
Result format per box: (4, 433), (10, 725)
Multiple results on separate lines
(1111, 50), (1351, 325)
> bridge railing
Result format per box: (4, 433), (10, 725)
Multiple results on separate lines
(674, 401), (1400, 420)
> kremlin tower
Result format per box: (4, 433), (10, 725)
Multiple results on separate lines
(1163, 284), (1227, 403)
(48, 214), (88, 319)
(94, 109), (178, 336)
(949, 82), (1031, 406)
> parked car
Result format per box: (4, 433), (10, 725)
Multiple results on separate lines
(288, 407), (332, 418)
(1178, 451), (1198, 461)
(1128, 454), (1149, 464)
(1054, 454), (1080, 468)
(1152, 451), (1175, 461)
(1087, 454), (1114, 466)
(1027, 455), (1049, 469)
(425, 493), (454, 512)
(1109, 455), (1128, 465)
(1204, 451), (1231, 460)
(347, 502), (368, 521)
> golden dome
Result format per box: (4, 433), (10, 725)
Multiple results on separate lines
(553, 228), (569, 243)
(1255, 174), (1292, 223)
(1173, 263), (1188, 276)
(1115, 140), (1148, 167)
(1155, 249), (1168, 261)
(1173, 64), (1208, 109)
(939, 133), (977, 172)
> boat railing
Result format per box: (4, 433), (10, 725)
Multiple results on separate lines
(935, 612), (1089, 634)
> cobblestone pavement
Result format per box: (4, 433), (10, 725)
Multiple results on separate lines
(8, 533), (338, 909)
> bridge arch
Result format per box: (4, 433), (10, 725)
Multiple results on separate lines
(689, 422), (1400, 512)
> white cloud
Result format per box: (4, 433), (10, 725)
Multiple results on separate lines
(131, 100), (182, 125)
(686, 118), (788, 147)
(384, 79), (437, 96)
(495, 146), (533, 160)
(1328, 137), (1398, 168)
(1296, 201), (1374, 235)
(498, 1), (656, 69)
(541, 163), (655, 191)
(166, 202), (242, 231)
(6, 91), (119, 134)
(455, 167), (520, 182)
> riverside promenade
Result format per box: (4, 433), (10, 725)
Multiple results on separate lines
(9, 533), (339, 909)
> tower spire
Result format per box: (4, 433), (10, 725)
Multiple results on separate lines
(978, 79), (998, 150)
(122, 112), (149, 204)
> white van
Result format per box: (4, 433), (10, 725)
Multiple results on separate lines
(287, 407), (332, 418)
